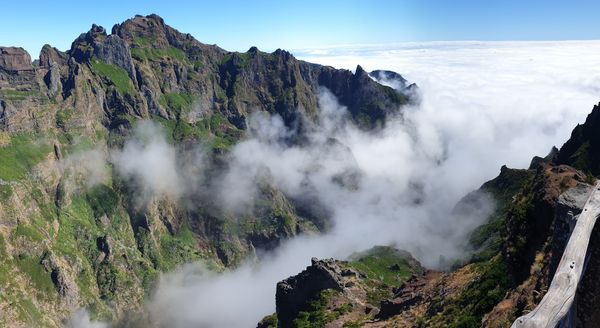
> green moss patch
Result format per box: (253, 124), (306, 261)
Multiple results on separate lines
(14, 225), (45, 242)
(85, 184), (119, 219)
(15, 255), (56, 297)
(0, 134), (53, 181)
(158, 92), (193, 116)
(90, 59), (133, 95)
(130, 37), (188, 63)
(293, 289), (343, 328)
(158, 225), (203, 270)
(426, 255), (511, 327)
(349, 246), (416, 286)
(347, 246), (422, 305)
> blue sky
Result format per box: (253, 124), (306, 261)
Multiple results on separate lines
(3, 0), (600, 57)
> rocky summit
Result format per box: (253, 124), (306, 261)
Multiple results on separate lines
(0, 14), (416, 327)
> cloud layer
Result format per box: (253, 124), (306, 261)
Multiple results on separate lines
(296, 41), (600, 188)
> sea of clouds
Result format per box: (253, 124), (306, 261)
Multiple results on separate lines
(72, 41), (600, 328)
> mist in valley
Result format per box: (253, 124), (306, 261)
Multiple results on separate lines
(70, 41), (600, 328)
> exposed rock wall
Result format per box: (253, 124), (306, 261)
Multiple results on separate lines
(276, 258), (346, 327)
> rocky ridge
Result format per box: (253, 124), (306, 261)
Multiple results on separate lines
(0, 14), (415, 327)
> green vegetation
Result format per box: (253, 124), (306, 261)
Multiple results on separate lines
(216, 88), (227, 103)
(572, 141), (592, 172)
(220, 52), (252, 68)
(201, 113), (242, 150)
(342, 321), (362, 328)
(14, 298), (44, 326)
(151, 111), (240, 149)
(376, 82), (406, 105)
(55, 109), (73, 130)
(90, 59), (133, 95)
(131, 46), (188, 62)
(158, 92), (193, 116)
(427, 256), (511, 328)
(193, 60), (204, 71)
(131, 36), (155, 47)
(258, 313), (278, 328)
(469, 168), (534, 262)
(0, 133), (53, 181)
(349, 246), (416, 286)
(293, 290), (343, 328)
(55, 196), (98, 257)
(158, 225), (204, 270)
(15, 255), (56, 297)
(347, 246), (420, 305)
(0, 184), (12, 201)
(86, 184), (119, 219)
(130, 37), (188, 63)
(504, 192), (534, 264)
(14, 225), (45, 242)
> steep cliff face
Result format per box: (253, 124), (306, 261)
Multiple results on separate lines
(555, 103), (600, 175)
(0, 14), (413, 327)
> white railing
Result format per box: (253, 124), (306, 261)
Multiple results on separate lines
(511, 181), (600, 328)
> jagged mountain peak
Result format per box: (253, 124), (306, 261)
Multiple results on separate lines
(1, 13), (413, 133)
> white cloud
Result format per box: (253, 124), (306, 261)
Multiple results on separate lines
(60, 148), (109, 188)
(110, 121), (200, 201)
(67, 309), (107, 328)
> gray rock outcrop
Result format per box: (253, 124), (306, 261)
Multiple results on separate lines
(275, 258), (347, 327)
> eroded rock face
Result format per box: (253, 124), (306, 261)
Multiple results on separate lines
(94, 35), (137, 82)
(0, 47), (33, 72)
(0, 47), (36, 88)
(276, 258), (346, 327)
(39, 44), (67, 68)
(44, 62), (62, 98)
(41, 252), (80, 307)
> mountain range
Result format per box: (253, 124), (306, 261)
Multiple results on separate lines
(1, 13), (599, 328)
